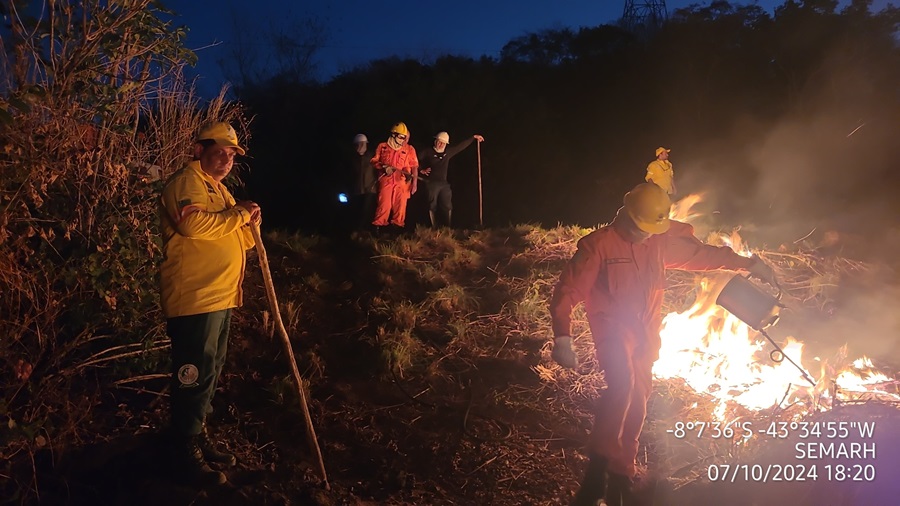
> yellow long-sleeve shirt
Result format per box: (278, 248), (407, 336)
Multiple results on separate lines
(159, 161), (255, 318)
(645, 159), (675, 195)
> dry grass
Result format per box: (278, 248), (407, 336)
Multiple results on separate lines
(428, 283), (478, 314)
(113, 221), (892, 505)
(354, 222), (897, 494)
(267, 229), (322, 255)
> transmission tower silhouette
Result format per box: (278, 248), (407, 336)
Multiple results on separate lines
(621, 0), (668, 34)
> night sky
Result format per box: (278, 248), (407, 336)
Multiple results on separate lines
(156, 0), (899, 265)
(162, 0), (812, 94)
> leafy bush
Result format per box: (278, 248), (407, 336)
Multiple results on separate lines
(0, 0), (245, 468)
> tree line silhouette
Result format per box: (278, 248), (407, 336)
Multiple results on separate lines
(235, 0), (898, 246)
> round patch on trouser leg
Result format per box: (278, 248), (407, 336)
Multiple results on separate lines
(177, 363), (200, 387)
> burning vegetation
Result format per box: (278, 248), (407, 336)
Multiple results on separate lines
(2, 1), (898, 503)
(537, 194), (900, 504)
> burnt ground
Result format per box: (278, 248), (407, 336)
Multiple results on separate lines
(5, 226), (900, 505)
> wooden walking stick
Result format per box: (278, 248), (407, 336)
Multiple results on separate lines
(250, 222), (329, 489)
(476, 139), (483, 228)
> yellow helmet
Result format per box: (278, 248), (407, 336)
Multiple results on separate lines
(390, 122), (409, 136)
(623, 183), (671, 234)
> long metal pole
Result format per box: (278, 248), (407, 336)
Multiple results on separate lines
(760, 328), (817, 387)
(251, 223), (329, 489)
(476, 140), (483, 228)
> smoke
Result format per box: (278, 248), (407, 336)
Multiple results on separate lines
(676, 30), (899, 262)
(780, 271), (900, 372)
(670, 24), (900, 370)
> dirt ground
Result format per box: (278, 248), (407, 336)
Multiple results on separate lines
(7, 226), (899, 505)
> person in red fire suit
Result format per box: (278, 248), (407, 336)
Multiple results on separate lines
(371, 122), (419, 231)
(549, 183), (776, 506)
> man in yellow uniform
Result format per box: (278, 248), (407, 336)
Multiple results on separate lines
(159, 122), (260, 486)
(645, 146), (675, 195)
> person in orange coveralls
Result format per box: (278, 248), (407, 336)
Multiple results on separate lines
(549, 183), (776, 506)
(371, 122), (419, 231)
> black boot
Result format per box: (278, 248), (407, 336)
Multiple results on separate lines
(172, 435), (227, 486)
(605, 472), (634, 506)
(200, 424), (237, 466)
(571, 455), (608, 506)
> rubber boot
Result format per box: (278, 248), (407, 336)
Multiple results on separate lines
(571, 455), (608, 506)
(445, 209), (452, 228)
(200, 424), (236, 466)
(605, 472), (634, 506)
(428, 210), (437, 228)
(173, 435), (227, 486)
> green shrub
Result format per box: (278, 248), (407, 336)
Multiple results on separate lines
(0, 0), (245, 466)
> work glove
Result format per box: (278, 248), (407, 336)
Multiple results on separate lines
(748, 256), (777, 286)
(384, 165), (395, 175)
(551, 336), (578, 369)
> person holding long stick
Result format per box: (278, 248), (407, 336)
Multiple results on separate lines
(418, 131), (484, 228)
(159, 122), (260, 486)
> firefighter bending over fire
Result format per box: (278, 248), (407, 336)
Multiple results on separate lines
(645, 146), (675, 195)
(549, 183), (776, 506)
(371, 122), (419, 232)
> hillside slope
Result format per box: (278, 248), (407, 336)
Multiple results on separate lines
(10, 225), (899, 506)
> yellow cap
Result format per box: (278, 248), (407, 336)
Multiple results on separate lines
(655, 146), (671, 157)
(624, 183), (671, 234)
(390, 122), (409, 136)
(198, 122), (245, 155)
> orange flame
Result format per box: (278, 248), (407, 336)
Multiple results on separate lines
(654, 195), (899, 420)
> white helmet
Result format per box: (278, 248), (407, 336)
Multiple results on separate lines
(434, 131), (450, 144)
(353, 133), (368, 143)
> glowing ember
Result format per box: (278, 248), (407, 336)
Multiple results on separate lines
(652, 195), (900, 420)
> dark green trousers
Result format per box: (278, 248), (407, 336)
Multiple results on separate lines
(167, 309), (232, 436)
